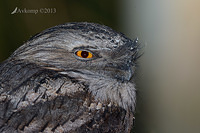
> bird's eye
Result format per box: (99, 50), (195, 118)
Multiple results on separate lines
(75, 50), (93, 58)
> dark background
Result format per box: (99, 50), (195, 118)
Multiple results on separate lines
(0, 0), (122, 62)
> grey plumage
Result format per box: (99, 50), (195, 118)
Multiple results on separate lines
(0, 22), (140, 133)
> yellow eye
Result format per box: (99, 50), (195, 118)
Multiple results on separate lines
(75, 50), (93, 58)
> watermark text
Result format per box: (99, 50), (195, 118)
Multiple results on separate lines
(11, 7), (56, 15)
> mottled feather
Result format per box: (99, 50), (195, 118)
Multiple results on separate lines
(0, 22), (139, 133)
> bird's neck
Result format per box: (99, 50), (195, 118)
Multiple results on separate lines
(0, 59), (41, 93)
(58, 70), (136, 112)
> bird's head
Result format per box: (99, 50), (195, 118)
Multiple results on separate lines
(12, 22), (140, 83)
(8, 22), (142, 111)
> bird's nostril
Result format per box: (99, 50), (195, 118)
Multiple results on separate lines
(106, 62), (120, 68)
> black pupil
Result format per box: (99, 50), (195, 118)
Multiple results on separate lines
(81, 51), (89, 58)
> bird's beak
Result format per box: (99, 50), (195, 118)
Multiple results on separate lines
(105, 38), (140, 82)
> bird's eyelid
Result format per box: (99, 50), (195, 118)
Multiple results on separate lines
(73, 48), (94, 55)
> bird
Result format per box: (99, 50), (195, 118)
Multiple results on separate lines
(0, 22), (140, 133)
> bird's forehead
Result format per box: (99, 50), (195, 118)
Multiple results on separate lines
(27, 22), (133, 51)
(60, 31), (128, 51)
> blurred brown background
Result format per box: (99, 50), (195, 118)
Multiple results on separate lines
(1, 0), (200, 133)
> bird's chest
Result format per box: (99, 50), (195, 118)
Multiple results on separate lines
(0, 73), (131, 133)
